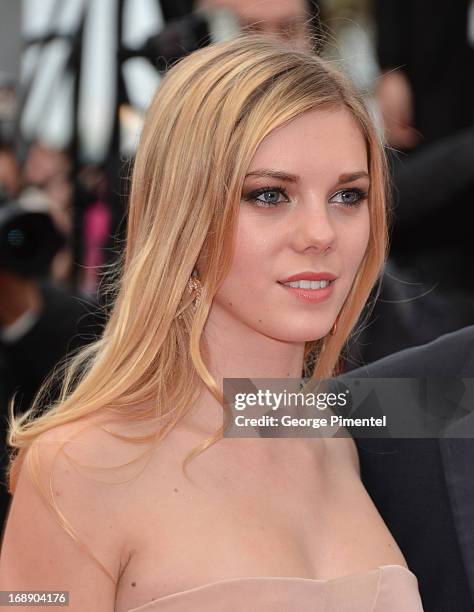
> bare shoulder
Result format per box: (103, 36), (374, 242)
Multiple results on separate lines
(24, 412), (168, 528)
(0, 413), (158, 602)
(32, 411), (203, 530)
(1, 405), (208, 611)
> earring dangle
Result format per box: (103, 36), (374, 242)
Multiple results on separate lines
(177, 269), (202, 321)
(187, 269), (202, 312)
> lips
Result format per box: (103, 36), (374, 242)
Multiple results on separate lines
(279, 271), (337, 284)
(279, 279), (335, 303)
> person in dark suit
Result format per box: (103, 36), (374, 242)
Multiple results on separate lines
(348, 326), (474, 611)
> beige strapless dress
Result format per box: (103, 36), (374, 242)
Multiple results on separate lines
(124, 564), (424, 611)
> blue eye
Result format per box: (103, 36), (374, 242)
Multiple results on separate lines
(243, 186), (368, 208)
(244, 186), (289, 207)
(329, 188), (368, 207)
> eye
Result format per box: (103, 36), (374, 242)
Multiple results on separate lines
(244, 185), (289, 208)
(329, 188), (368, 207)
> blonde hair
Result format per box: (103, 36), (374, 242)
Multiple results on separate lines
(5, 33), (389, 582)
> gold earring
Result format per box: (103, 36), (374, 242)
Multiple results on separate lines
(177, 270), (202, 321)
(187, 270), (202, 312)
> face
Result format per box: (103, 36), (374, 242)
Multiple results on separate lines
(197, 0), (311, 52)
(210, 107), (370, 344)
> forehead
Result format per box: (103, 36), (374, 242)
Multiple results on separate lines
(247, 108), (368, 178)
(198, 0), (307, 21)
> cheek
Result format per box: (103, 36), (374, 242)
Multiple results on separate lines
(216, 217), (274, 297)
(339, 209), (371, 276)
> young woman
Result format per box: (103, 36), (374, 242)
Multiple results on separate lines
(0, 34), (424, 611)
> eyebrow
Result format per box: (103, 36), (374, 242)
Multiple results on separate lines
(245, 169), (370, 183)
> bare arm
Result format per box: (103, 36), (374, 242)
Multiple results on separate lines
(0, 423), (126, 611)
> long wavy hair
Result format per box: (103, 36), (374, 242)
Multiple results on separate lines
(5, 33), (389, 581)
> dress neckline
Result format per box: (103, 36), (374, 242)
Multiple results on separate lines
(125, 564), (417, 612)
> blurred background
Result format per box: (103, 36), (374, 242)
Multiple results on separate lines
(0, 0), (473, 529)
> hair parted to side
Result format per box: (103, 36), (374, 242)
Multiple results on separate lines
(5, 33), (389, 582)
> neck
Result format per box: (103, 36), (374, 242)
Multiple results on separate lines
(185, 305), (307, 434)
(204, 305), (306, 382)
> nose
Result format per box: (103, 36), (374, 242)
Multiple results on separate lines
(289, 197), (337, 254)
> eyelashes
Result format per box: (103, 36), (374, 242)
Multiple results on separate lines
(243, 186), (289, 207)
(330, 188), (369, 206)
(243, 185), (369, 208)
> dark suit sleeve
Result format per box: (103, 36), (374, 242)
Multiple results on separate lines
(348, 326), (474, 379)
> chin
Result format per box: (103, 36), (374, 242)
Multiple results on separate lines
(264, 324), (332, 344)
